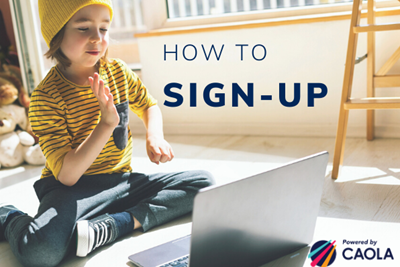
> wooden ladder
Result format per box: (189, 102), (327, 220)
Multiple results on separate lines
(332, 0), (400, 179)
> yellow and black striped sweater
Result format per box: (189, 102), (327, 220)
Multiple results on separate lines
(29, 58), (157, 179)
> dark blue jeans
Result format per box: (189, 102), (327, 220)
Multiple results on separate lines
(4, 170), (214, 267)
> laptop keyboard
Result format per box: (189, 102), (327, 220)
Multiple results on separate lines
(158, 255), (189, 267)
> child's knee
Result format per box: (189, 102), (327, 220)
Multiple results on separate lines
(190, 170), (215, 188)
(202, 170), (216, 187)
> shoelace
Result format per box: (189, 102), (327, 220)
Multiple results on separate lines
(93, 221), (113, 250)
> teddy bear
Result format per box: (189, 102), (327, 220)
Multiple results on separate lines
(0, 64), (46, 168)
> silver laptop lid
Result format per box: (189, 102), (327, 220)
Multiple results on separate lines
(189, 151), (329, 267)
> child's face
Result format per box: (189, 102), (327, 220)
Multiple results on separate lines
(60, 4), (110, 70)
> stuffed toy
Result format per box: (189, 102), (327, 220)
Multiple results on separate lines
(0, 64), (45, 168)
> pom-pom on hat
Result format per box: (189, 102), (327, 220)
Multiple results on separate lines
(39, 0), (113, 48)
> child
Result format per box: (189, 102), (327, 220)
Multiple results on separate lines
(0, 1), (214, 266)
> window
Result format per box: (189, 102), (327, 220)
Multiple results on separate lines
(166, 0), (391, 18)
(154, 0), (400, 29)
(167, 0), (345, 18)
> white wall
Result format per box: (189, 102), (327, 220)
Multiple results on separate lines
(131, 14), (400, 138)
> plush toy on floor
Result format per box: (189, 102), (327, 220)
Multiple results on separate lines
(0, 64), (46, 168)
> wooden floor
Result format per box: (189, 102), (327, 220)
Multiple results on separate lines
(1, 135), (400, 266)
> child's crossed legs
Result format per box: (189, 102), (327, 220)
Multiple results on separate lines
(3, 170), (214, 267)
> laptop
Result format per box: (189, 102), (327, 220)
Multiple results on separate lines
(128, 151), (329, 267)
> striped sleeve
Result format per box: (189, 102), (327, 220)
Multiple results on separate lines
(28, 88), (72, 179)
(120, 61), (157, 118)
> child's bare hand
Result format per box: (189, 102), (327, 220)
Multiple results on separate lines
(89, 73), (119, 128)
(146, 136), (174, 164)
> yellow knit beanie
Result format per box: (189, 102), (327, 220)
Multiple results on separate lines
(39, 0), (113, 48)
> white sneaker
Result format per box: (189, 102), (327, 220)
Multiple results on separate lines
(76, 214), (119, 257)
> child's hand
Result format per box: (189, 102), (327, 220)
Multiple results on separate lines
(89, 73), (119, 128)
(146, 136), (174, 164)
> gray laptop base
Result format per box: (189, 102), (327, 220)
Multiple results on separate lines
(129, 152), (328, 267)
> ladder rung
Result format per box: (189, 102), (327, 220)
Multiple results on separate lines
(375, 75), (400, 87)
(354, 23), (400, 33)
(344, 97), (400, 110)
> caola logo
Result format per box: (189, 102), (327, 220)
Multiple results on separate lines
(308, 240), (337, 266)
(341, 239), (394, 260)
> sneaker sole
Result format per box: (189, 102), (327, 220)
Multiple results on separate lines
(76, 220), (90, 257)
